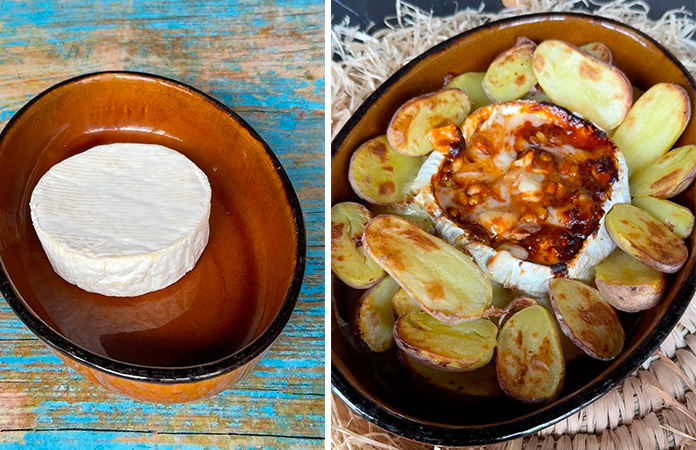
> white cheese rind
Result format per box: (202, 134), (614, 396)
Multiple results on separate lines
(30, 143), (212, 297)
(412, 103), (630, 295)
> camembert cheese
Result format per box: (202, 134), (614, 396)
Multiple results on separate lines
(412, 101), (630, 294)
(30, 143), (211, 297)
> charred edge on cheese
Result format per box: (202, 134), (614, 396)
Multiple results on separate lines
(551, 263), (568, 276)
(431, 102), (620, 267)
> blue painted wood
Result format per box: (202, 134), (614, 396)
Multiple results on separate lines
(0, 0), (325, 448)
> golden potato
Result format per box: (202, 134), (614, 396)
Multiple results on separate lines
(613, 83), (690, 174)
(580, 42), (612, 64)
(533, 39), (632, 130)
(363, 214), (492, 322)
(630, 145), (696, 198)
(550, 279), (624, 360)
(483, 37), (537, 102)
(330, 202), (385, 288)
(392, 288), (422, 317)
(523, 88), (551, 103)
(606, 204), (687, 273)
(497, 296), (537, 328)
(387, 89), (471, 156)
(632, 196), (694, 239)
(356, 276), (401, 353)
(395, 312), (497, 371)
(595, 249), (666, 312)
(369, 200), (433, 232)
(632, 85), (644, 103)
(533, 296), (586, 362)
(490, 281), (515, 310)
(348, 136), (425, 205)
(445, 72), (491, 111)
(402, 353), (502, 396)
(496, 304), (565, 403)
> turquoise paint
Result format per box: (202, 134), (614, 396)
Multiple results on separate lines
(0, 431), (208, 450)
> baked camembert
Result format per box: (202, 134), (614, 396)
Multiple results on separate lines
(413, 101), (630, 294)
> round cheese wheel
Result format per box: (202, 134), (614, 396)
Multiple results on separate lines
(30, 143), (212, 297)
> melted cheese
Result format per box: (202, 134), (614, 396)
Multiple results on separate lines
(412, 101), (630, 294)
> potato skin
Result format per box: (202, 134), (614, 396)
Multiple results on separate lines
(348, 136), (424, 205)
(630, 145), (696, 198)
(595, 277), (663, 313)
(533, 39), (631, 130)
(580, 42), (612, 64)
(631, 196), (694, 240)
(483, 37), (537, 102)
(387, 89), (471, 156)
(614, 83), (690, 174)
(594, 248), (666, 312)
(606, 204), (687, 273)
(395, 312), (497, 372)
(330, 202), (385, 289)
(363, 214), (492, 323)
(355, 276), (401, 353)
(496, 304), (565, 404)
(550, 279), (624, 361)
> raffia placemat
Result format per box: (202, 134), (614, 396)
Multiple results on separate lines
(331, 1), (696, 448)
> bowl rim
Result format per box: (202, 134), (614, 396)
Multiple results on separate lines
(0, 70), (307, 383)
(331, 11), (696, 445)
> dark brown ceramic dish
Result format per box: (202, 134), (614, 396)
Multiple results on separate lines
(0, 72), (305, 403)
(331, 13), (696, 445)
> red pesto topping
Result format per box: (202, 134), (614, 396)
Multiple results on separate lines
(431, 102), (619, 266)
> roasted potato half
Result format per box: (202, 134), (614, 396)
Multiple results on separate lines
(496, 304), (565, 404)
(402, 353), (502, 396)
(363, 214), (492, 322)
(356, 276), (401, 353)
(395, 311), (498, 371)
(550, 279), (624, 360)
(392, 288), (422, 317)
(330, 202), (385, 288)
(613, 83), (690, 174)
(533, 39), (631, 130)
(387, 88), (471, 156)
(523, 88), (551, 103)
(369, 200), (433, 232)
(533, 296), (586, 362)
(595, 248), (666, 312)
(349, 136), (425, 205)
(483, 37), (537, 102)
(632, 196), (695, 240)
(491, 281), (515, 310)
(632, 85), (644, 103)
(630, 145), (696, 198)
(445, 72), (491, 111)
(496, 296), (538, 328)
(606, 204), (687, 273)
(580, 42), (612, 64)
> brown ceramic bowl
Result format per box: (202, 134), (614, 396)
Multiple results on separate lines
(332, 13), (696, 445)
(0, 72), (305, 403)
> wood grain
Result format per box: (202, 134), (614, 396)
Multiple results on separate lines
(0, 0), (324, 447)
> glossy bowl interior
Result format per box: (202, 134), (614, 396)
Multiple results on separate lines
(0, 72), (304, 387)
(331, 13), (696, 445)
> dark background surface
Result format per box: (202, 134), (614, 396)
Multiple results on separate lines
(332, 0), (696, 32)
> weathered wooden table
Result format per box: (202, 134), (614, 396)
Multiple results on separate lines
(0, 1), (325, 448)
